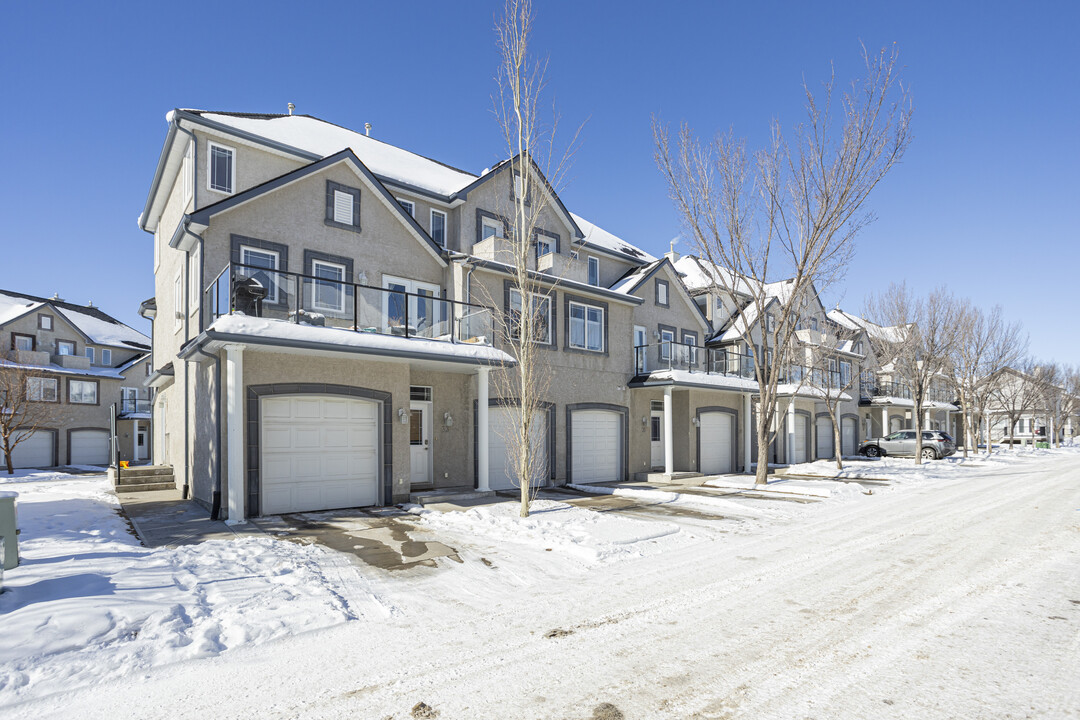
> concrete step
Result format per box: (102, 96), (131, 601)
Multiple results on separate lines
(410, 489), (496, 506)
(116, 475), (175, 487)
(633, 471), (705, 486)
(118, 465), (173, 477)
(115, 482), (177, 493)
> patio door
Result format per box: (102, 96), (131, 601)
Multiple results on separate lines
(634, 326), (648, 373)
(384, 275), (442, 337)
(409, 399), (432, 486)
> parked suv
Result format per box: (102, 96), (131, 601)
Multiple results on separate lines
(859, 430), (956, 460)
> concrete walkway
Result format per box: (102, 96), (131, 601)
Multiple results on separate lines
(117, 489), (261, 547)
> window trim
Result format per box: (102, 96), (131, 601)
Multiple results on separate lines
(681, 329), (699, 365)
(397, 198), (415, 217)
(481, 216), (503, 240)
(311, 259), (348, 313)
(101, 348), (112, 367)
(85, 346), (95, 364)
(26, 376), (59, 403)
(566, 298), (606, 353)
(239, 245), (281, 304)
(430, 209), (447, 248)
(67, 378), (100, 406)
(11, 332), (35, 351)
(182, 139), (194, 205)
(658, 326), (676, 361)
(189, 245), (201, 317)
(206, 140), (236, 195)
(38, 314), (53, 331)
(655, 279), (670, 308)
(325, 181), (361, 231)
(508, 287), (553, 346)
(587, 256), (600, 287)
(56, 339), (76, 356)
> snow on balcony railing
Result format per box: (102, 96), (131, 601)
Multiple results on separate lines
(634, 342), (755, 380)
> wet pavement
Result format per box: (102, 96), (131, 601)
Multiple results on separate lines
(117, 489), (258, 547)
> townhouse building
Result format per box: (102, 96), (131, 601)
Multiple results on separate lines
(1, 289), (152, 467)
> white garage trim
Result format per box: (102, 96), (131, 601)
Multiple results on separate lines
(5, 428), (57, 468)
(68, 428), (110, 466)
(696, 406), (738, 475)
(566, 403), (628, 484)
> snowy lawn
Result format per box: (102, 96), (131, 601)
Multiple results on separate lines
(0, 471), (365, 700)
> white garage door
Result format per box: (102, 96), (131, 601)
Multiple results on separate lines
(842, 417), (858, 457)
(699, 412), (733, 475)
(7, 431), (54, 468)
(816, 416), (834, 459)
(793, 414), (809, 464)
(570, 410), (620, 483)
(261, 395), (380, 515)
(489, 407), (548, 491)
(70, 429), (109, 466)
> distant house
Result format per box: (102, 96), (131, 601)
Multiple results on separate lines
(0, 289), (151, 467)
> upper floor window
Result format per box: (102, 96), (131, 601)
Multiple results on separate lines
(682, 331), (698, 365)
(656, 279), (670, 307)
(536, 236), (553, 259)
(12, 333), (34, 351)
(481, 217), (502, 241)
(240, 246), (280, 303)
(38, 314), (53, 331)
(810, 317), (818, 331)
(587, 257), (600, 287)
(326, 181), (361, 230)
(569, 301), (604, 352)
(508, 289), (552, 345)
(69, 379), (98, 405)
(208, 141), (235, 194)
(512, 172), (528, 203)
(26, 377), (58, 402)
(659, 328), (675, 360)
(333, 190), (354, 224)
(57, 340), (75, 356)
(430, 210), (447, 247)
(766, 314), (775, 333)
(85, 347), (95, 363)
(854, 341), (864, 355)
(839, 360), (851, 385)
(102, 349), (112, 366)
(312, 259), (346, 313)
(398, 199), (415, 217)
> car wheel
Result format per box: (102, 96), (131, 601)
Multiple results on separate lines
(921, 447), (938, 460)
(864, 446), (881, 458)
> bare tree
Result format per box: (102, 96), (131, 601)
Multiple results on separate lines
(654, 46), (911, 485)
(1032, 362), (1077, 448)
(969, 309), (1027, 455)
(867, 284), (961, 465)
(990, 361), (1039, 450)
(803, 322), (861, 470)
(0, 362), (61, 474)
(483, 0), (582, 517)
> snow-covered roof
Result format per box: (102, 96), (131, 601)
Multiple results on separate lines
(0, 358), (131, 380)
(673, 256), (760, 296)
(186, 111), (478, 197)
(609, 259), (662, 294)
(570, 213), (656, 264)
(630, 368), (759, 393)
(0, 290), (149, 351)
(827, 308), (904, 344)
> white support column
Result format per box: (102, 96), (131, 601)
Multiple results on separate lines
(1049, 416), (1056, 449)
(881, 406), (889, 437)
(663, 385), (674, 475)
(924, 409), (931, 429)
(786, 397), (796, 464)
(225, 344), (246, 525)
(477, 367), (490, 491)
(743, 393), (753, 474)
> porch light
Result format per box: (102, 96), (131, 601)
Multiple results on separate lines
(642, 416), (648, 428)
(692, 417), (700, 428)
(444, 412), (454, 428)
(398, 408), (409, 424)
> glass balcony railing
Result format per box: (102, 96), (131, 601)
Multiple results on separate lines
(634, 342), (756, 381)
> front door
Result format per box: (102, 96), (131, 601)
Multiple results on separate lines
(409, 400), (431, 486)
(135, 427), (147, 461)
(650, 410), (664, 469)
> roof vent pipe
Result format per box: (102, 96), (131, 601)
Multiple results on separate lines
(50, 293), (64, 302)
(365, 122), (372, 136)
(287, 102), (294, 115)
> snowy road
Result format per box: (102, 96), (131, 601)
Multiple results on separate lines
(8, 453), (1080, 719)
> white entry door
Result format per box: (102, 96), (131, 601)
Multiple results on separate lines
(8, 431), (54, 468)
(261, 395), (380, 514)
(816, 416), (834, 459)
(571, 410), (620, 483)
(135, 427), (147, 462)
(409, 401), (431, 486)
(489, 407), (548, 490)
(842, 417), (858, 456)
(699, 411), (733, 475)
(793, 414), (809, 464)
(70, 429), (110, 466)
(650, 410), (664, 469)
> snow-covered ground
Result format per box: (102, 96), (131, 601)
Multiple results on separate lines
(3, 449), (1079, 719)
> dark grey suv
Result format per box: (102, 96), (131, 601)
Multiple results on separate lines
(859, 430), (957, 460)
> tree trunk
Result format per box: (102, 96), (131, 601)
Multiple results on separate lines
(3, 437), (12, 475)
(913, 399), (924, 465)
(960, 402), (970, 459)
(832, 413), (843, 471)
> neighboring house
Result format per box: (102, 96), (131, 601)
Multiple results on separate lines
(0, 289), (152, 468)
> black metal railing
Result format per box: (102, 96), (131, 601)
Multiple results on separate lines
(634, 342), (756, 380)
(119, 397), (151, 414)
(203, 263), (495, 346)
(859, 378), (954, 404)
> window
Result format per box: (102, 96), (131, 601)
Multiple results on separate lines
(325, 181), (360, 230)
(481, 217), (502, 240)
(383, 276), (443, 334)
(207, 141), (235, 194)
(38, 315), (52, 331)
(182, 139), (194, 204)
(189, 246), (200, 316)
(656, 279), (669, 307)
(810, 317), (818, 331)
(101, 349), (111, 366)
(57, 340), (75, 356)
(659, 328), (675, 360)
(682, 331), (698, 365)
(430, 210), (447, 247)
(854, 341), (864, 355)
(766, 314), (775, 333)
(535, 235), (553, 258)
(121, 387), (138, 412)
(508, 289), (552, 345)
(333, 190), (354, 225)
(69, 379), (98, 405)
(173, 272), (183, 331)
(839, 360), (851, 385)
(398, 199), (415, 217)
(587, 256), (600, 287)
(569, 302), (604, 352)
(513, 172), (526, 201)
(410, 386), (432, 402)
(651, 416), (661, 443)
(312, 260), (346, 313)
(85, 347), (95, 363)
(26, 377), (57, 402)
(12, 333), (34, 351)
(240, 246), (280, 303)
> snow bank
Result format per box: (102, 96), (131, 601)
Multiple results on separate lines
(0, 473), (366, 701)
(567, 484), (782, 518)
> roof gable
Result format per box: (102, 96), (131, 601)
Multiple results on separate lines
(0, 290), (149, 350)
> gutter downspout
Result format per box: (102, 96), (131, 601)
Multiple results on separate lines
(189, 345), (223, 520)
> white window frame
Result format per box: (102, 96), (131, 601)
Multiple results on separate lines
(568, 301), (604, 352)
(153, 227), (160, 271)
(13, 334), (33, 352)
(189, 246), (201, 317)
(430, 209), (447, 247)
(508, 288), (552, 345)
(207, 140), (236, 195)
(659, 328), (675, 361)
(56, 340), (75, 356)
(182, 139), (194, 205)
(311, 259), (347, 313)
(683, 332), (699, 365)
(397, 198), (415, 217)
(481, 217), (502, 240)
(633, 325), (648, 372)
(333, 189), (355, 225)
(102, 348), (112, 366)
(69, 379), (98, 405)
(587, 256), (600, 287)
(535, 236), (553, 258)
(513, 172), (525, 200)
(40, 315), (52, 331)
(657, 281), (669, 306)
(382, 275), (443, 335)
(239, 246), (280, 303)
(26, 377), (58, 403)
(85, 347), (95, 363)
(173, 271), (183, 332)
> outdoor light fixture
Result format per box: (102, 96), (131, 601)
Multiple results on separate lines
(642, 416), (648, 427)
(398, 408), (409, 424)
(692, 417), (700, 428)
(444, 412), (454, 428)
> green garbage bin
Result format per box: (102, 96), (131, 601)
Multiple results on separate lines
(0, 490), (18, 571)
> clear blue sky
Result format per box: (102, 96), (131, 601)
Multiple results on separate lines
(1, 1), (1076, 361)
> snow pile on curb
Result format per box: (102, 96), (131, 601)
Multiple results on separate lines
(702, 477), (867, 499)
(567, 484), (780, 517)
(405, 498), (683, 564)
(0, 473), (365, 701)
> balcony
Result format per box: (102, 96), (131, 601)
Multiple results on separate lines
(634, 342), (756, 380)
(119, 397), (152, 415)
(859, 378), (955, 405)
(203, 263), (495, 347)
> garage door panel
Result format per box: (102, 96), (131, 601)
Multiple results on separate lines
(263, 398), (291, 418)
(264, 427), (292, 448)
(8, 431), (54, 469)
(817, 417), (834, 459)
(571, 410), (620, 483)
(489, 408), (548, 491)
(793, 415), (809, 464)
(700, 412), (733, 475)
(321, 399), (349, 419)
(70, 429), (109, 466)
(295, 399), (322, 418)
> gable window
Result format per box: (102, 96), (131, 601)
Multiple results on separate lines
(207, 141), (235, 194)
(85, 347), (95, 363)
(587, 257), (600, 287)
(509, 289), (552, 345)
(481, 217), (502, 241)
(102, 349), (112, 366)
(430, 210), (447, 247)
(38, 314), (53, 331)
(26, 377), (58, 403)
(568, 302), (604, 352)
(69, 379), (98, 405)
(312, 260), (346, 313)
(12, 333), (34, 352)
(333, 190), (353, 225)
(324, 181), (361, 230)
(854, 341), (864, 355)
(659, 328), (675, 361)
(173, 272), (183, 331)
(810, 317), (819, 331)
(656, 279), (670, 307)
(513, 172), (527, 203)
(398, 199), (415, 217)
(240, 246), (280, 303)
(56, 340), (75, 356)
